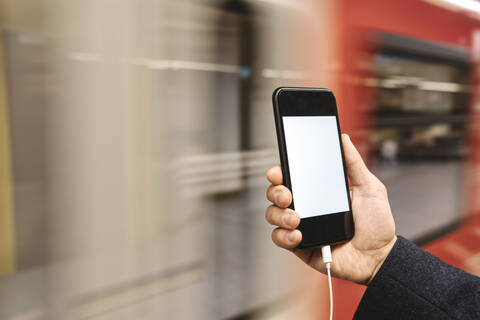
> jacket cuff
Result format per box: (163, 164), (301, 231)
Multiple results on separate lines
(354, 236), (452, 319)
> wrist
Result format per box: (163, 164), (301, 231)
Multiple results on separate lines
(366, 235), (397, 285)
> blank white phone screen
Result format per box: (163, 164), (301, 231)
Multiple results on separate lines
(282, 116), (349, 219)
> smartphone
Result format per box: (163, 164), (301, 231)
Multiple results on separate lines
(272, 87), (354, 248)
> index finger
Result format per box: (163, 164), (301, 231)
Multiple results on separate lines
(266, 165), (283, 185)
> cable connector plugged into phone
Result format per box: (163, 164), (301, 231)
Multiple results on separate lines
(322, 245), (333, 320)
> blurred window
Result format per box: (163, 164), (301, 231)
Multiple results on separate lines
(371, 33), (469, 243)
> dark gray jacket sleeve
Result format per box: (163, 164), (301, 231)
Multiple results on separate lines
(354, 236), (480, 320)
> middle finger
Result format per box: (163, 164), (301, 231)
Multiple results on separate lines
(265, 205), (299, 229)
(266, 184), (292, 208)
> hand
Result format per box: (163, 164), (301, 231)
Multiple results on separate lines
(265, 134), (396, 285)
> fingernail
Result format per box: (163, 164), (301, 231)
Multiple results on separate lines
(287, 231), (297, 243)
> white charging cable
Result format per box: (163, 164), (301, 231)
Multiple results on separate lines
(322, 245), (333, 320)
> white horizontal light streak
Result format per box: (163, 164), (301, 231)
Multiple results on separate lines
(251, 0), (306, 11)
(364, 77), (465, 92)
(261, 68), (305, 80)
(419, 81), (463, 92)
(438, 0), (480, 14)
(68, 53), (306, 79)
(70, 54), (242, 73)
(145, 59), (241, 73)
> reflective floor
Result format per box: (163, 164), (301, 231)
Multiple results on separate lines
(374, 160), (464, 240)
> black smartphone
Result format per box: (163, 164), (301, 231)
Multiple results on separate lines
(272, 87), (354, 248)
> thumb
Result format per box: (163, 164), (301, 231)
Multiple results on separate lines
(341, 134), (372, 186)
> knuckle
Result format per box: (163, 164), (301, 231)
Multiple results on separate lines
(272, 185), (282, 195)
(281, 190), (292, 206)
(271, 228), (281, 245)
(265, 205), (274, 221)
(376, 181), (387, 194)
(365, 177), (387, 195)
(276, 187), (292, 206)
(271, 228), (289, 248)
(266, 205), (283, 225)
(265, 185), (274, 199)
(267, 185), (282, 202)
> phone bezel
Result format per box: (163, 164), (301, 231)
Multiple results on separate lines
(272, 87), (354, 248)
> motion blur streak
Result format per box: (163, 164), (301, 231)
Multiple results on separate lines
(1, 0), (480, 319)
(0, 0), (324, 319)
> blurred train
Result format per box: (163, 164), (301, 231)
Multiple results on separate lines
(0, 0), (479, 319)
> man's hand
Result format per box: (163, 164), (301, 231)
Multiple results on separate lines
(265, 134), (396, 285)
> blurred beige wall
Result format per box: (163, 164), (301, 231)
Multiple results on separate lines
(0, 1), (338, 319)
